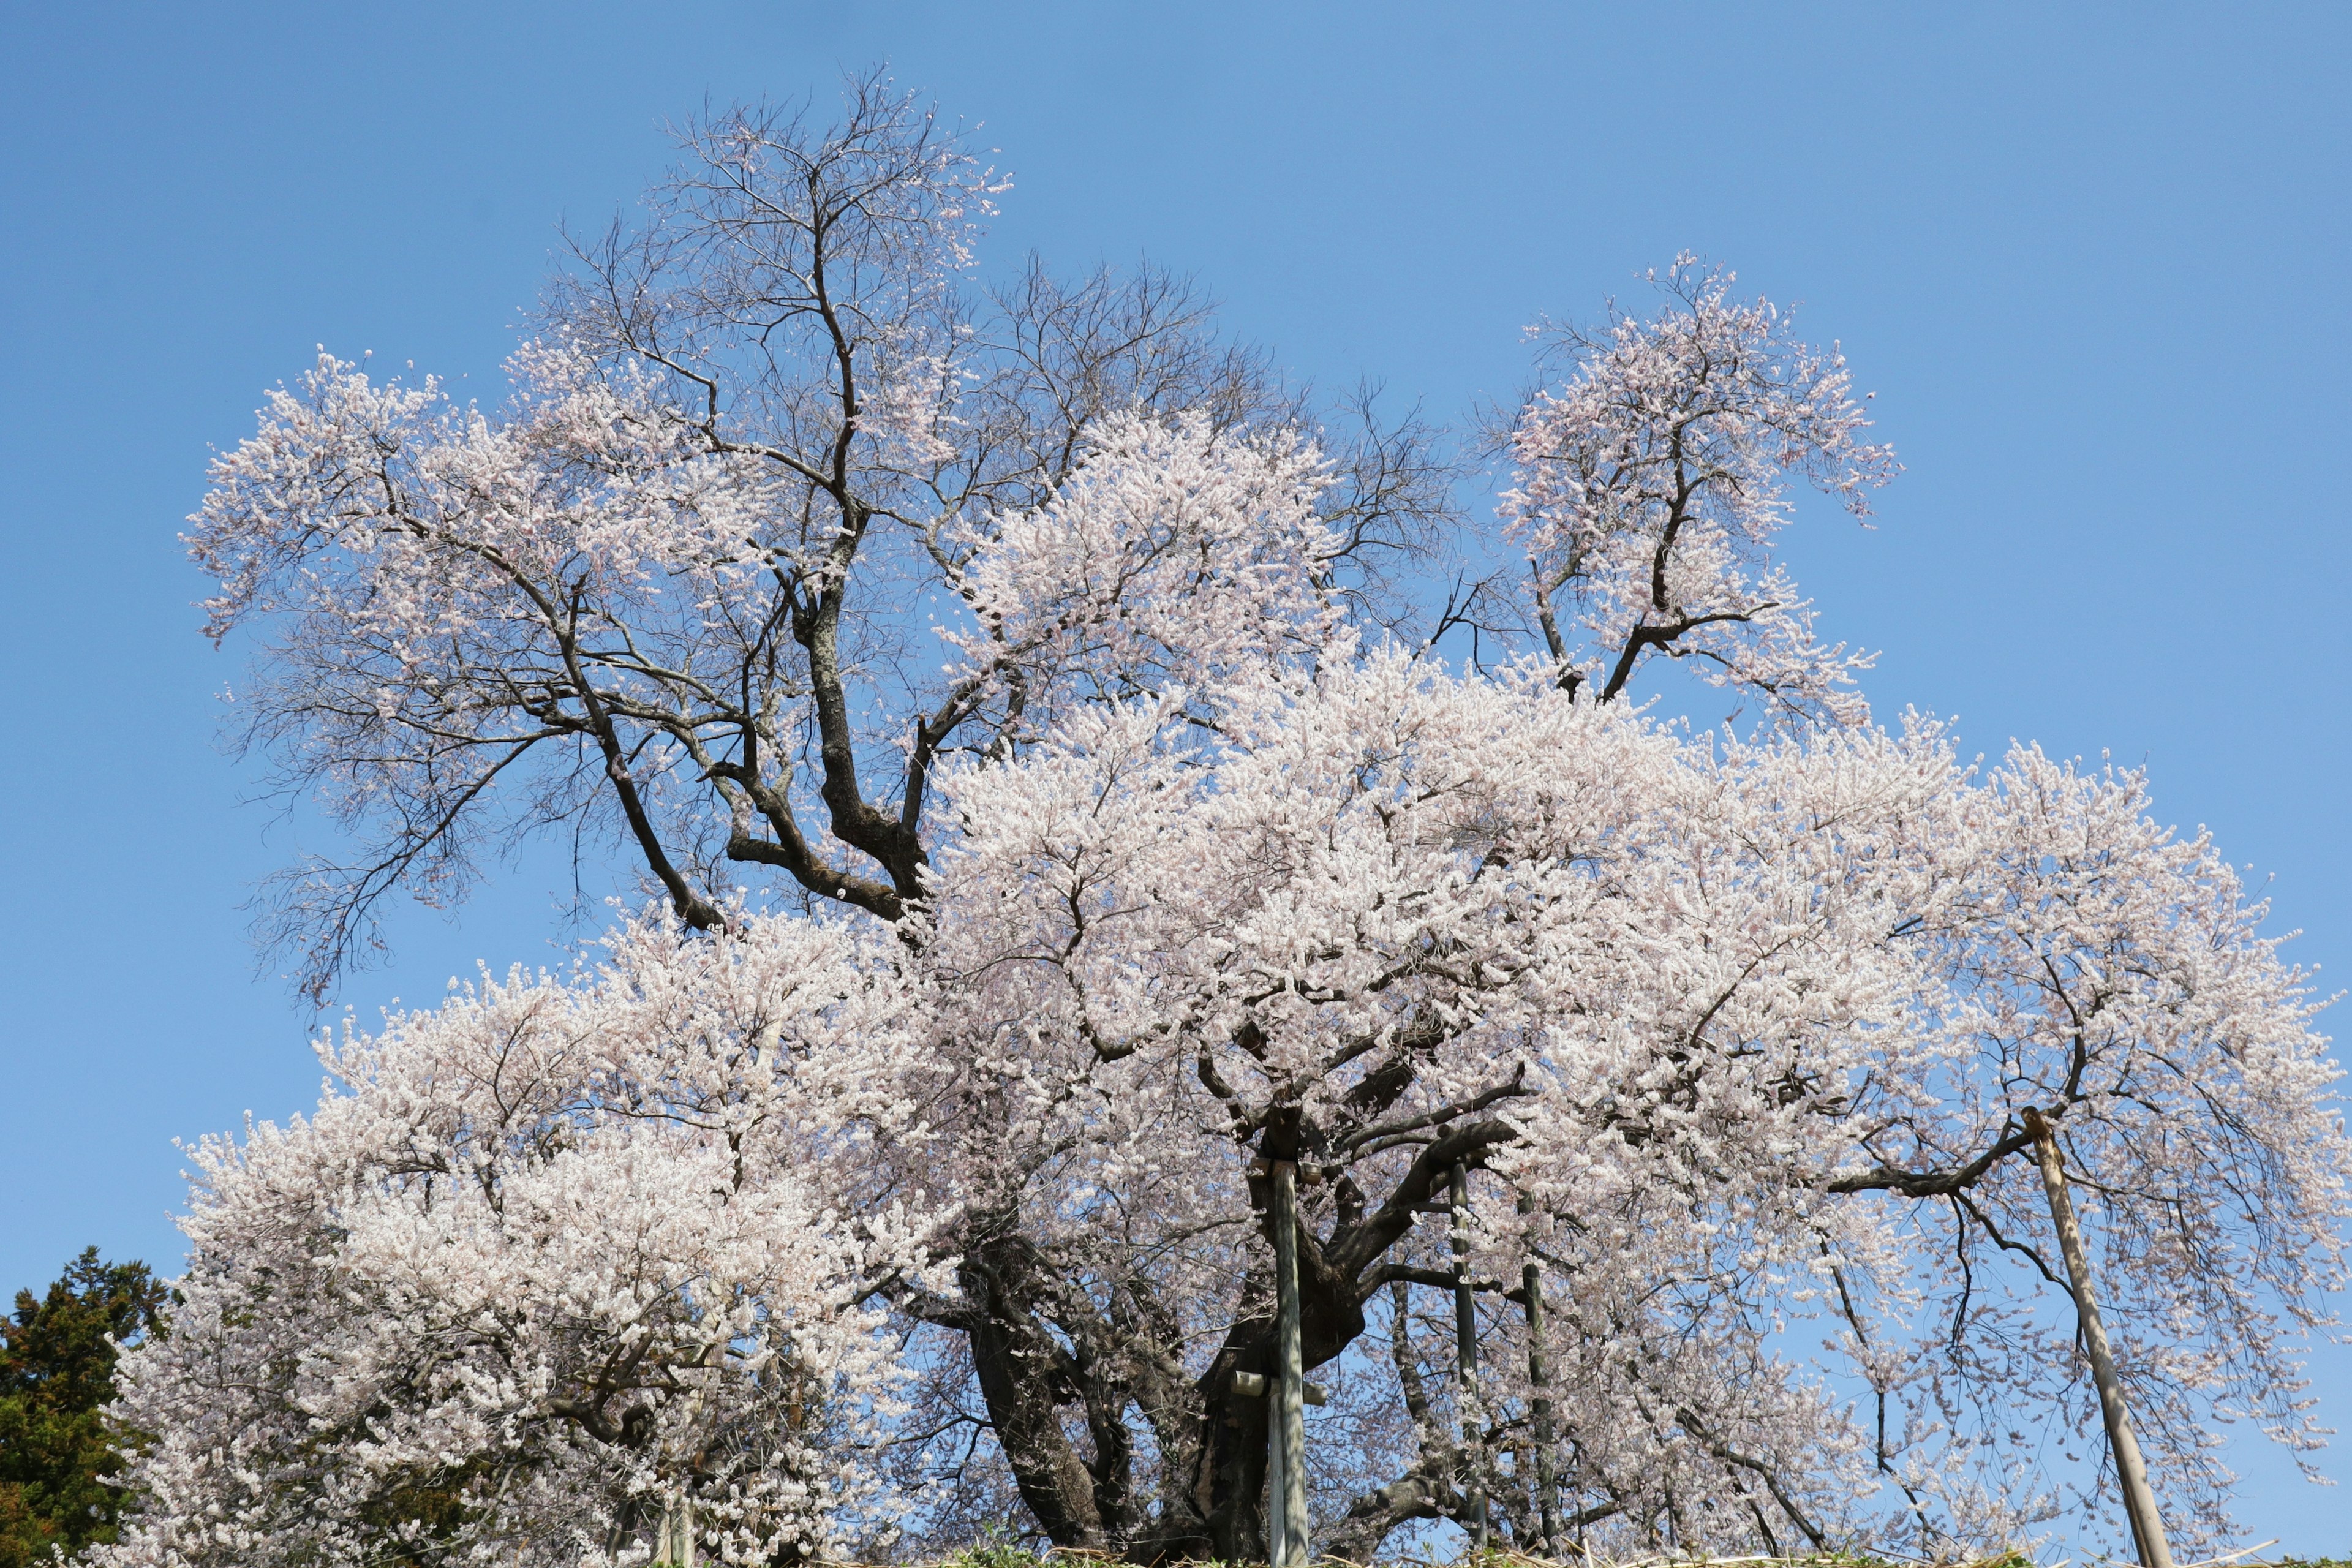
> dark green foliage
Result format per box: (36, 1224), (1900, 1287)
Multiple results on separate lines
(0, 1250), (168, 1566)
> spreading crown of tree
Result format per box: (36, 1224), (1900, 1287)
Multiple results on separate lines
(108, 70), (2350, 1567)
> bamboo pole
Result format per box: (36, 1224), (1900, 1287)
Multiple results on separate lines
(1271, 1159), (1310, 1567)
(1517, 1194), (1560, 1554)
(1450, 1161), (1488, 1551)
(2022, 1108), (2174, 1568)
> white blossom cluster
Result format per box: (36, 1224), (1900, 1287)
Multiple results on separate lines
(100, 919), (948, 1567)
(1503, 254), (1900, 723)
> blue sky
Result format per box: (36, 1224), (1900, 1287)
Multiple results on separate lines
(3, 1), (2348, 1551)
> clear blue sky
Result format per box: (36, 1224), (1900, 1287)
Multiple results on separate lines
(3, 1), (2348, 1551)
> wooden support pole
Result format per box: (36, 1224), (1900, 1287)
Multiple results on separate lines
(2024, 1109), (2174, 1568)
(1450, 1161), (1488, 1551)
(655, 1344), (720, 1567)
(1271, 1159), (1310, 1567)
(655, 1494), (694, 1567)
(1265, 1390), (1287, 1568)
(1518, 1194), (1560, 1555)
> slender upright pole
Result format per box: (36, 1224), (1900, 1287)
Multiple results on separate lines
(1517, 1194), (1560, 1555)
(1271, 1160), (1310, 1567)
(2023, 1109), (2174, 1568)
(1265, 1394), (1287, 1568)
(655, 1494), (694, 1567)
(656, 1343), (718, 1568)
(1450, 1162), (1488, 1551)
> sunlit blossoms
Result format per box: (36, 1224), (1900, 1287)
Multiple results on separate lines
(99, 919), (946, 1568)
(124, 73), (2348, 1567)
(1502, 255), (1899, 723)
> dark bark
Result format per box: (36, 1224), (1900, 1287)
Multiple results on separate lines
(955, 1234), (1109, 1548)
(914, 1098), (1536, 1562)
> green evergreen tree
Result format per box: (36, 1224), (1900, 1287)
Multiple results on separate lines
(0, 1250), (167, 1565)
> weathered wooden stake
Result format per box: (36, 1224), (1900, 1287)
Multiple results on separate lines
(1271, 1159), (1311, 1567)
(1450, 1161), (1488, 1551)
(2024, 1108), (2174, 1568)
(1517, 1194), (1560, 1555)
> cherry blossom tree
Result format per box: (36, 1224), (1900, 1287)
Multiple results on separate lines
(99, 915), (947, 1568)
(893, 656), (2344, 1558)
(187, 73), (1446, 1001)
(1500, 257), (1899, 723)
(140, 72), (2350, 1566)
